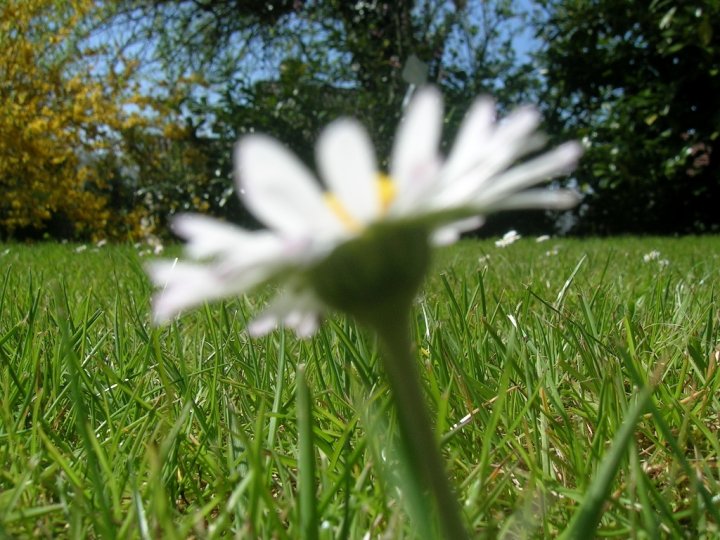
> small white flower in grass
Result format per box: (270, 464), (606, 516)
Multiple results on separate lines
(545, 246), (560, 257)
(643, 250), (670, 268)
(147, 86), (582, 336)
(536, 234), (550, 242)
(643, 250), (661, 263)
(495, 229), (521, 248)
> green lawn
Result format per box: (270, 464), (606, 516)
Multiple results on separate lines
(1, 237), (719, 538)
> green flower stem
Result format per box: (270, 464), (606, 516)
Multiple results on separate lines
(309, 223), (468, 537)
(364, 302), (469, 540)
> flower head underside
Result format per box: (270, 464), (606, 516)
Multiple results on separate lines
(148, 87), (582, 336)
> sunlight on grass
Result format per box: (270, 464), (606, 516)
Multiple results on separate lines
(1, 237), (719, 537)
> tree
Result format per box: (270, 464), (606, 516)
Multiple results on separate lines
(0, 0), (156, 240)
(107, 1), (539, 230)
(534, 0), (720, 234)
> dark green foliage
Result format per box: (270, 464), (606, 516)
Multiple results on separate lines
(536, 0), (720, 234)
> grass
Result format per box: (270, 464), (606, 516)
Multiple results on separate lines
(0, 236), (719, 538)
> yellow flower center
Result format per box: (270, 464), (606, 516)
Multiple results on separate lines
(324, 173), (397, 232)
(376, 173), (397, 212)
(324, 194), (360, 231)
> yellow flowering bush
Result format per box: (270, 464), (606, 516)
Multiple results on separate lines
(0, 0), (145, 239)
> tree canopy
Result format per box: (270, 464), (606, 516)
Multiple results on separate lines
(535, 0), (720, 234)
(2, 0), (718, 239)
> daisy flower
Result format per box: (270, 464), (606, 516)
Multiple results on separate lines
(495, 229), (521, 247)
(147, 86), (581, 335)
(642, 250), (661, 263)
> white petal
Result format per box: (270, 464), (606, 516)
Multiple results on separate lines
(490, 106), (543, 155)
(148, 261), (274, 323)
(441, 96), (495, 186)
(427, 106), (544, 211)
(485, 188), (581, 211)
(235, 135), (344, 237)
(475, 142), (583, 206)
(390, 86), (443, 207)
(317, 119), (379, 223)
(170, 213), (324, 285)
(248, 288), (323, 337)
(431, 216), (484, 246)
(285, 310), (320, 338)
(172, 213), (282, 261)
(246, 315), (278, 336)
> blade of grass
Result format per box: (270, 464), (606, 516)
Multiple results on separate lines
(296, 363), (319, 540)
(54, 284), (116, 538)
(559, 383), (653, 540)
